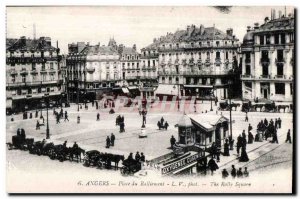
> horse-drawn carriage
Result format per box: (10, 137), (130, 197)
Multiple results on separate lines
(218, 101), (229, 111)
(83, 150), (124, 170)
(120, 159), (142, 175)
(7, 135), (34, 151)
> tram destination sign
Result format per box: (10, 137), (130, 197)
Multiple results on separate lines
(161, 153), (201, 175)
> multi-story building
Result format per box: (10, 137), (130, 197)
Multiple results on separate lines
(66, 39), (122, 102)
(154, 24), (240, 100)
(119, 44), (141, 96)
(6, 36), (63, 113)
(241, 11), (294, 102)
(139, 40), (159, 98)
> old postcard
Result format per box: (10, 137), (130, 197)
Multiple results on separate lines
(6, 6), (295, 194)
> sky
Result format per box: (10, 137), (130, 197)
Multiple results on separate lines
(6, 6), (294, 54)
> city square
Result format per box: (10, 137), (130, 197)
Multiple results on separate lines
(5, 6), (295, 193)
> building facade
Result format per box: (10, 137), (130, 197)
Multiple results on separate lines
(6, 36), (63, 113)
(241, 11), (294, 102)
(154, 24), (240, 100)
(139, 40), (159, 98)
(66, 39), (121, 102)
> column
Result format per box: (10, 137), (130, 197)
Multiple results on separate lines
(254, 51), (261, 78)
(270, 83), (275, 100)
(285, 83), (290, 101)
(255, 82), (260, 99)
(270, 50), (276, 77)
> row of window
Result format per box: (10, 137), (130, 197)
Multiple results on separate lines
(11, 87), (59, 95)
(160, 40), (235, 49)
(162, 51), (233, 60)
(258, 33), (294, 45)
(10, 74), (57, 83)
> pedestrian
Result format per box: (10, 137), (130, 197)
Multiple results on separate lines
(207, 157), (219, 175)
(239, 146), (249, 162)
(216, 149), (220, 162)
(285, 129), (292, 143)
(160, 117), (164, 125)
(97, 113), (100, 121)
(248, 123), (253, 133)
(77, 116), (80, 124)
(36, 120), (40, 130)
(275, 118), (278, 129)
(215, 96), (218, 106)
(127, 152), (133, 160)
(264, 118), (268, 127)
(222, 168), (229, 178)
(157, 121), (161, 130)
(164, 121), (169, 130)
(237, 135), (242, 155)
(35, 110), (38, 118)
(243, 167), (249, 177)
(242, 130), (247, 146)
(223, 139), (230, 156)
(248, 131), (254, 144)
(120, 122), (125, 133)
(106, 136), (110, 148)
(273, 129), (279, 144)
(170, 135), (176, 149)
(278, 117), (282, 129)
(63, 141), (67, 148)
(110, 133), (115, 146)
(140, 153), (145, 162)
(245, 112), (248, 122)
(237, 168), (243, 178)
(56, 114), (60, 124)
(135, 151), (141, 161)
(231, 165), (236, 178)
(64, 111), (69, 122)
(92, 101), (94, 107)
(73, 142), (78, 149)
(29, 112), (32, 119)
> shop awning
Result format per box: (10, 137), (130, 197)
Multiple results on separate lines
(128, 86), (139, 90)
(184, 85), (213, 88)
(155, 84), (179, 95)
(122, 88), (129, 93)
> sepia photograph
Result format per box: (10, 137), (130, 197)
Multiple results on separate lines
(5, 5), (295, 194)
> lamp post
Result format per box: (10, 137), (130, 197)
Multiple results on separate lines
(210, 86), (214, 111)
(228, 82), (232, 138)
(44, 93), (50, 139)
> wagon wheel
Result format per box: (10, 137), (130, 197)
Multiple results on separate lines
(48, 149), (56, 160)
(83, 157), (90, 167)
(36, 148), (42, 156)
(120, 167), (129, 175)
(97, 160), (103, 169)
(59, 155), (65, 162)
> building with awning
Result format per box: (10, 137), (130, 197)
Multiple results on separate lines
(154, 84), (180, 100)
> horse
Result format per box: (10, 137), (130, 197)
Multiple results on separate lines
(48, 144), (69, 162)
(230, 103), (240, 111)
(69, 147), (85, 163)
(276, 105), (289, 113)
(110, 154), (125, 170)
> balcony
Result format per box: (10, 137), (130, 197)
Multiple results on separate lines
(9, 69), (17, 75)
(30, 70), (38, 75)
(273, 75), (286, 79)
(241, 74), (254, 80)
(40, 68), (47, 73)
(215, 58), (222, 65)
(204, 59), (211, 66)
(20, 68), (28, 75)
(260, 58), (270, 67)
(259, 75), (271, 79)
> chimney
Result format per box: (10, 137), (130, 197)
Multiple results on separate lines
(273, 9), (276, 19)
(199, 24), (205, 35)
(226, 28), (233, 36)
(247, 26), (251, 32)
(133, 44), (136, 51)
(278, 10), (282, 18)
(254, 23), (259, 30)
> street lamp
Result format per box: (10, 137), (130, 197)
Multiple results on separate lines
(210, 86), (214, 111)
(44, 93), (50, 139)
(228, 81), (233, 138)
